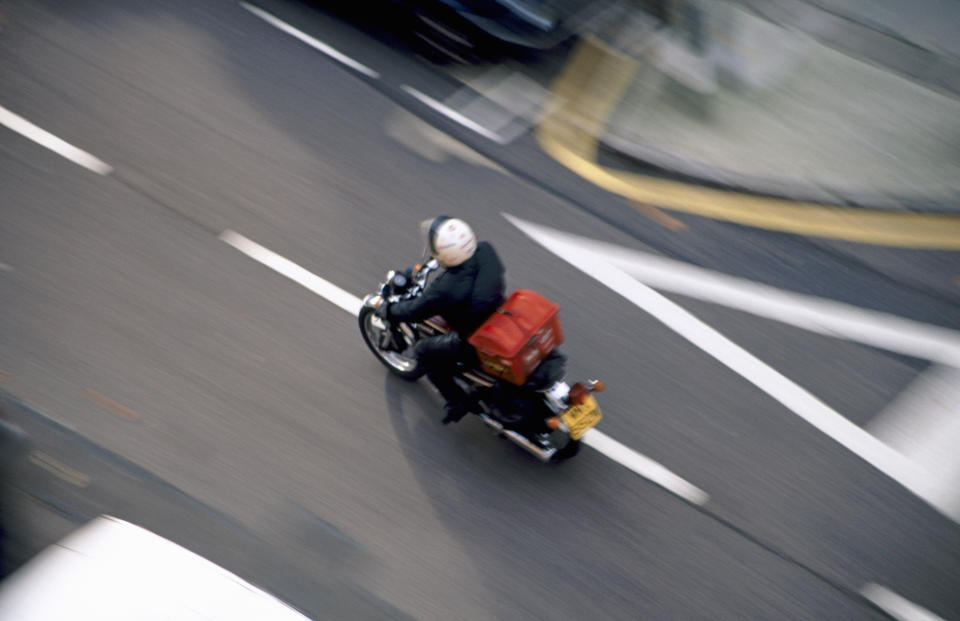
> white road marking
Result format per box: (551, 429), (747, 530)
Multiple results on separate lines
(868, 365), (960, 520)
(219, 230), (362, 316)
(439, 68), (554, 145)
(385, 108), (511, 174)
(861, 584), (946, 621)
(582, 429), (709, 504)
(220, 230), (707, 505)
(401, 86), (509, 144)
(505, 214), (957, 522)
(506, 224), (960, 367)
(0, 104), (113, 175)
(239, 3), (380, 79)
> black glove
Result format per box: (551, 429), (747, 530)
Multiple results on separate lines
(375, 302), (391, 320)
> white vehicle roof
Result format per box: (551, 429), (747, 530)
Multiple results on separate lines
(0, 515), (312, 620)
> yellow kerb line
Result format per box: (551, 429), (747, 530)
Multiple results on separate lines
(536, 36), (960, 250)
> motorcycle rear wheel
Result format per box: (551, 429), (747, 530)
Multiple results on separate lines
(359, 306), (425, 381)
(550, 439), (581, 462)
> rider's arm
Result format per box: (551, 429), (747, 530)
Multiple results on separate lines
(388, 274), (452, 322)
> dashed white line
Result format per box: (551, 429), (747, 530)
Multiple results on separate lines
(219, 230), (363, 316)
(861, 584), (946, 621)
(0, 104), (113, 175)
(241, 3), (513, 145)
(239, 2), (380, 79)
(401, 86), (509, 144)
(506, 214), (956, 522)
(220, 229), (707, 505)
(582, 429), (709, 504)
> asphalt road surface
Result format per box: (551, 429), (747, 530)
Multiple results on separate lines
(1, 1), (958, 619)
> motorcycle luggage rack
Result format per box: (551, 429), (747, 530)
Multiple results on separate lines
(462, 370), (496, 387)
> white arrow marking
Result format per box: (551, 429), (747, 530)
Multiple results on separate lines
(868, 365), (960, 521)
(504, 221), (960, 367)
(505, 214), (957, 522)
(861, 584), (946, 621)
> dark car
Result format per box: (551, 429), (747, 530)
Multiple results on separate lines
(394, 0), (595, 60)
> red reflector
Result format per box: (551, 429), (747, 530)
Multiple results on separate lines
(568, 383), (587, 406)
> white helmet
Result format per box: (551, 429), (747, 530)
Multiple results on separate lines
(420, 216), (477, 267)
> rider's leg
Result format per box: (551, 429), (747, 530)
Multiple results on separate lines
(415, 333), (471, 422)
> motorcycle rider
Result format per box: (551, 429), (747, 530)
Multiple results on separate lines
(376, 216), (505, 424)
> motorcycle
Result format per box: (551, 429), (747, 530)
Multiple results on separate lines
(359, 260), (604, 462)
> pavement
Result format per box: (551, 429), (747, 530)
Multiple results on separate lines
(580, 0), (960, 212)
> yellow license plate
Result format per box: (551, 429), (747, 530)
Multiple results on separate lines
(561, 394), (602, 440)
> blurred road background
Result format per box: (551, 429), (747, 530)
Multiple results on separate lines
(1, 0), (958, 619)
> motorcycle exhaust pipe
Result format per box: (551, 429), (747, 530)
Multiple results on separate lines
(476, 411), (505, 433)
(502, 430), (557, 463)
(476, 413), (556, 462)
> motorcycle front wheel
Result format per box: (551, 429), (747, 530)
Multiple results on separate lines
(359, 306), (425, 381)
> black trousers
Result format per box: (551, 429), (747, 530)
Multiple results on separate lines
(414, 332), (476, 405)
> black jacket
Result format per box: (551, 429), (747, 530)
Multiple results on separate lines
(390, 241), (506, 338)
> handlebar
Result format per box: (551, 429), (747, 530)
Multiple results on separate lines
(381, 259), (439, 302)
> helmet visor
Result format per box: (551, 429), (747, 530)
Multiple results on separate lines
(419, 216), (451, 254)
(419, 218), (434, 254)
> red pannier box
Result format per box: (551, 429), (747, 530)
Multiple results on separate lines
(468, 289), (564, 385)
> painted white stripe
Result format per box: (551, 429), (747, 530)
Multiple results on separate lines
(861, 584), (946, 621)
(505, 214), (957, 522)
(512, 224), (960, 367)
(219, 230), (363, 316)
(582, 429), (709, 504)
(868, 365), (960, 520)
(239, 3), (380, 79)
(0, 104), (113, 175)
(221, 229), (706, 505)
(401, 86), (509, 144)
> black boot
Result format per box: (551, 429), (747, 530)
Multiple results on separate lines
(427, 369), (472, 425)
(441, 401), (469, 425)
